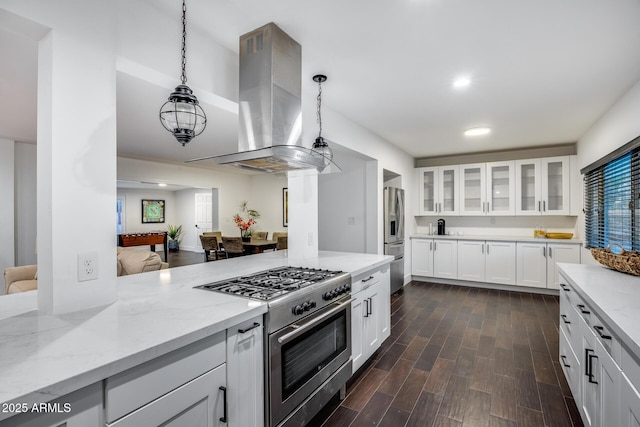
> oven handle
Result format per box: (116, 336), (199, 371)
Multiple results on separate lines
(277, 298), (354, 344)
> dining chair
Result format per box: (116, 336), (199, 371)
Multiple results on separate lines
(221, 237), (246, 258)
(252, 231), (268, 241)
(276, 236), (288, 250)
(199, 235), (220, 262)
(272, 232), (287, 242)
(202, 231), (223, 249)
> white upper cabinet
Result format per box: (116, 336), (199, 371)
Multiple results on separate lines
(515, 156), (571, 216)
(417, 166), (459, 216)
(460, 161), (515, 216)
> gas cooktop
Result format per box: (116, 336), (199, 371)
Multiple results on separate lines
(195, 266), (344, 301)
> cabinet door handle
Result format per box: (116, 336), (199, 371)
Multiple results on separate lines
(559, 283), (570, 292)
(368, 297), (373, 315)
(577, 304), (590, 315)
(549, 247), (553, 258)
(364, 299), (369, 318)
(487, 201), (490, 212)
(543, 247), (546, 257)
(434, 241), (437, 251)
(561, 314), (571, 324)
(584, 348), (593, 377)
(543, 200), (546, 212)
(482, 244), (484, 254)
(486, 244), (489, 254)
(362, 275), (375, 283)
(594, 325), (612, 340)
(561, 355), (570, 368)
(430, 241), (433, 251)
(587, 351), (599, 384)
(219, 386), (228, 423)
(538, 201), (541, 212)
(238, 322), (261, 334)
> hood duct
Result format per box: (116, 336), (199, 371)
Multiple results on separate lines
(186, 22), (339, 173)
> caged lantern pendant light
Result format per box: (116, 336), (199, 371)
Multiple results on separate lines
(159, 0), (206, 146)
(311, 74), (333, 166)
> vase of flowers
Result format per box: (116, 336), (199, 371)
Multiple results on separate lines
(233, 201), (260, 242)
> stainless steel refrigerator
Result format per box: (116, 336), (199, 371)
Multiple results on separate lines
(384, 187), (405, 295)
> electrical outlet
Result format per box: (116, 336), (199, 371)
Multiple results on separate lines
(307, 232), (314, 246)
(347, 217), (355, 225)
(78, 252), (99, 282)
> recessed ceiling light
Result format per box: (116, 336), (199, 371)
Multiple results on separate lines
(464, 127), (491, 137)
(453, 77), (471, 88)
(158, 183), (167, 187)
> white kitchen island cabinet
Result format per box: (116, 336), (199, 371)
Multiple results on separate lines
(557, 264), (640, 427)
(351, 265), (391, 374)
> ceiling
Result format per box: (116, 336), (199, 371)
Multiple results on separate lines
(3, 0), (640, 164)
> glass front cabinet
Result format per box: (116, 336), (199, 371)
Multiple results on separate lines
(417, 166), (459, 216)
(459, 161), (515, 216)
(515, 156), (570, 216)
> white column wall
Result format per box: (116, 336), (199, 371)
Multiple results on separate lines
(2, 1), (118, 314)
(0, 139), (15, 295)
(14, 142), (37, 267)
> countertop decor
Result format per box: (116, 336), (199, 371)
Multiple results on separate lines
(233, 200), (260, 239)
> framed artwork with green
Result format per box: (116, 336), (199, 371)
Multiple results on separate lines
(142, 199), (165, 223)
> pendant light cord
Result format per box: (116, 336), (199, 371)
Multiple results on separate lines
(180, 0), (188, 85)
(316, 80), (323, 139)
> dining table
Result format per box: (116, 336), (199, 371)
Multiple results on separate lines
(242, 239), (278, 254)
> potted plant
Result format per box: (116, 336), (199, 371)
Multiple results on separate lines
(233, 201), (260, 242)
(166, 224), (183, 251)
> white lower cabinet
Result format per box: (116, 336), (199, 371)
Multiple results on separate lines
(559, 275), (625, 427)
(433, 239), (457, 279)
(516, 242), (580, 289)
(109, 365), (226, 427)
(351, 266), (391, 374)
(411, 238), (434, 276)
(104, 321), (263, 427)
(411, 237), (458, 279)
(457, 240), (516, 285)
(226, 316), (264, 427)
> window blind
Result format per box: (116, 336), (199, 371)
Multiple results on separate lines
(584, 151), (638, 249)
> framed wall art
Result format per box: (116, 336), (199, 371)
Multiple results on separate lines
(282, 188), (288, 227)
(142, 199), (165, 223)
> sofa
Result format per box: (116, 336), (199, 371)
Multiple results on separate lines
(4, 248), (169, 294)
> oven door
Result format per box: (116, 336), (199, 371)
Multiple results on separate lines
(268, 296), (352, 426)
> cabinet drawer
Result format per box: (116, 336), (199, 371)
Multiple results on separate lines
(108, 364), (225, 427)
(352, 267), (383, 294)
(105, 331), (225, 423)
(590, 313), (621, 365)
(559, 326), (581, 400)
(559, 303), (580, 354)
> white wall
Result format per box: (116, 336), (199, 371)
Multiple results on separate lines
(248, 174), (289, 238)
(318, 148), (370, 253)
(14, 141), (37, 267)
(577, 78), (640, 263)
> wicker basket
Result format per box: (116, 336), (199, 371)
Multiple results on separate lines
(591, 243), (640, 276)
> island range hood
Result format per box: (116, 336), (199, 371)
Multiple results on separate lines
(186, 22), (338, 173)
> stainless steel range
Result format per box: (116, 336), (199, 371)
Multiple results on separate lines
(196, 266), (353, 426)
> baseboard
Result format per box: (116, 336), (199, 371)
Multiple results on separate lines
(411, 275), (559, 296)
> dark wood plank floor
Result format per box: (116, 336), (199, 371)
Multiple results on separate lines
(311, 281), (584, 427)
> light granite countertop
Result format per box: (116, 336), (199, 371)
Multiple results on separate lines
(0, 250), (392, 422)
(411, 233), (583, 244)
(558, 263), (640, 361)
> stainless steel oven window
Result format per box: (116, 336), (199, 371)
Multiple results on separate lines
(281, 311), (347, 399)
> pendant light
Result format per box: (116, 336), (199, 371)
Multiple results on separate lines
(159, 0), (206, 146)
(311, 74), (333, 165)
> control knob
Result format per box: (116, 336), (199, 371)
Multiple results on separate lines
(292, 305), (304, 315)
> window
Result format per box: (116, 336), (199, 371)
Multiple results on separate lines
(584, 150), (639, 250)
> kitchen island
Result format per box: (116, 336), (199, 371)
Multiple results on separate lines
(0, 250), (391, 426)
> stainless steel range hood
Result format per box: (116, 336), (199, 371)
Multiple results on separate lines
(186, 22), (339, 173)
